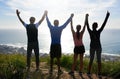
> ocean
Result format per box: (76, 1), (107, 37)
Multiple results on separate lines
(0, 29), (120, 56)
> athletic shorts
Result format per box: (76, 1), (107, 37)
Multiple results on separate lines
(50, 44), (61, 58)
(74, 45), (85, 54)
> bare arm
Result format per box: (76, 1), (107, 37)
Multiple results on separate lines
(86, 14), (91, 32)
(70, 18), (75, 34)
(38, 10), (47, 25)
(16, 9), (25, 25)
(99, 11), (110, 32)
(81, 14), (87, 33)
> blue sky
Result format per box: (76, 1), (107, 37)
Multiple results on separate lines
(0, 0), (120, 30)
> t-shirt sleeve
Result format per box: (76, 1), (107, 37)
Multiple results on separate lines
(35, 23), (39, 28)
(23, 23), (28, 28)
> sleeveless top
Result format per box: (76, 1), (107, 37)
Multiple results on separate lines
(26, 24), (38, 42)
(73, 32), (83, 46)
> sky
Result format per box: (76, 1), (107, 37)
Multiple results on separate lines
(0, 0), (120, 30)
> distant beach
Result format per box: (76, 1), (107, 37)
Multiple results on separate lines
(0, 44), (120, 62)
(0, 29), (120, 59)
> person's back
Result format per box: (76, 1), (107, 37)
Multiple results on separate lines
(46, 14), (74, 45)
(45, 11), (74, 75)
(26, 24), (38, 42)
(89, 30), (101, 49)
(86, 11), (110, 76)
(49, 26), (63, 44)
(16, 9), (47, 71)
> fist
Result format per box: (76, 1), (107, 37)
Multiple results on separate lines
(16, 9), (20, 14)
(71, 13), (74, 17)
(107, 11), (110, 16)
(45, 10), (48, 15)
(86, 14), (89, 17)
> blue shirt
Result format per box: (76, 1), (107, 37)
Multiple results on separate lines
(46, 15), (72, 45)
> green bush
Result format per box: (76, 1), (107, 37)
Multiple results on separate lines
(60, 55), (120, 77)
(0, 54), (26, 79)
(0, 54), (120, 78)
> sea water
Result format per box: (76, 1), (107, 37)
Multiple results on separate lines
(0, 29), (120, 56)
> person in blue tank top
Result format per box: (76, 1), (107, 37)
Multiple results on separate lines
(16, 9), (47, 72)
(45, 11), (74, 75)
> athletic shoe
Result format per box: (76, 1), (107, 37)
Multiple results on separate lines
(68, 71), (74, 76)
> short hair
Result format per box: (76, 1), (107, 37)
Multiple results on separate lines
(92, 22), (98, 29)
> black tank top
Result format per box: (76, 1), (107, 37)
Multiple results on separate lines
(26, 24), (38, 42)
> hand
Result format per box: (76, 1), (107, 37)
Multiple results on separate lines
(86, 13), (89, 17)
(107, 11), (110, 16)
(45, 10), (48, 16)
(71, 13), (74, 17)
(16, 9), (20, 15)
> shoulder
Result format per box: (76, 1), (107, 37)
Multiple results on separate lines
(23, 23), (28, 27)
(35, 23), (40, 28)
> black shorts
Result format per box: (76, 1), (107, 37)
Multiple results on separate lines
(74, 45), (85, 54)
(50, 44), (61, 58)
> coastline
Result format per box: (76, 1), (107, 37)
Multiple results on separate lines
(0, 44), (120, 62)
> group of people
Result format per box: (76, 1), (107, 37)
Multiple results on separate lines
(16, 9), (110, 77)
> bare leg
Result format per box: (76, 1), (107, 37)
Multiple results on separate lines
(71, 54), (78, 71)
(79, 54), (84, 72)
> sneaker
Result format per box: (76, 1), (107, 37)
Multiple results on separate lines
(49, 69), (53, 75)
(35, 68), (39, 72)
(87, 72), (91, 76)
(58, 69), (63, 75)
(26, 67), (30, 72)
(79, 71), (82, 76)
(68, 71), (74, 76)
(98, 73), (102, 79)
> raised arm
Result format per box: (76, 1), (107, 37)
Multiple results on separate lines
(45, 11), (53, 28)
(61, 13), (74, 29)
(81, 14), (87, 33)
(37, 10), (47, 25)
(16, 9), (25, 25)
(99, 11), (110, 32)
(86, 14), (91, 32)
(70, 18), (75, 34)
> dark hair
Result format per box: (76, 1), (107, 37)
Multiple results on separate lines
(92, 22), (98, 30)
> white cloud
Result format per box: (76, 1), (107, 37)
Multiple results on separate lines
(5, 0), (116, 16)
(1, 0), (119, 29)
(4, 0), (116, 21)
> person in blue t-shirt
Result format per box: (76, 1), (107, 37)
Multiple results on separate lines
(16, 9), (47, 71)
(45, 11), (74, 75)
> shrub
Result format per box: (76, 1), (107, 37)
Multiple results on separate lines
(0, 54), (26, 79)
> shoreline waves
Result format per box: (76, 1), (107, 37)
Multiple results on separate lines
(0, 44), (120, 62)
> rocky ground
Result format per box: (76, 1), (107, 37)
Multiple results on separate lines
(24, 62), (113, 79)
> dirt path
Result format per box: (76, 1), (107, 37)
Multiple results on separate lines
(24, 62), (113, 79)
